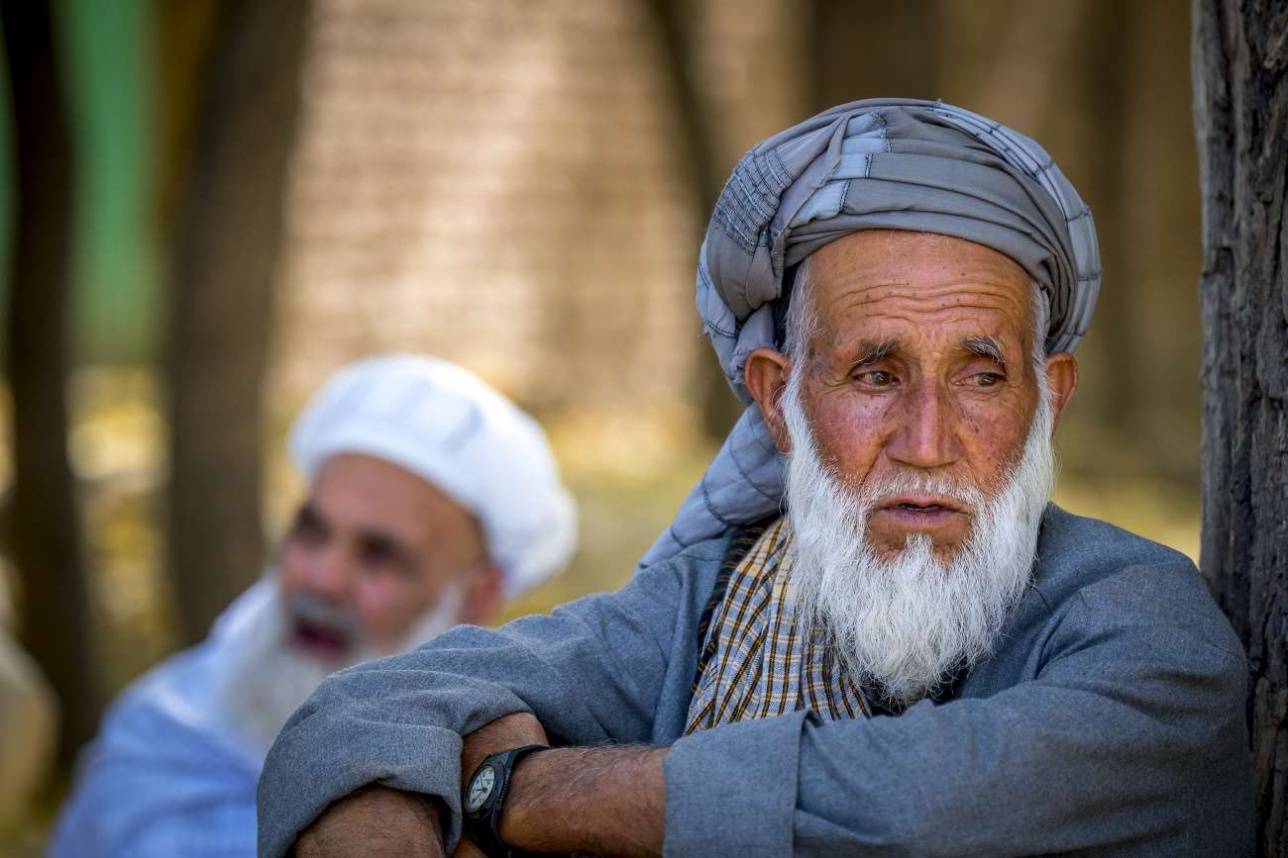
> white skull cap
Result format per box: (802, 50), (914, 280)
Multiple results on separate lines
(289, 354), (576, 596)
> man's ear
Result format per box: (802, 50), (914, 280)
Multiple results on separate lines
(1044, 352), (1079, 432)
(744, 346), (794, 454)
(460, 563), (505, 626)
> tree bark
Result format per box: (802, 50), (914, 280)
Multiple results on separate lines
(164, 0), (311, 643)
(1192, 0), (1288, 853)
(0, 0), (97, 765)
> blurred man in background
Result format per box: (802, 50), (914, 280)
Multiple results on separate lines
(50, 354), (576, 857)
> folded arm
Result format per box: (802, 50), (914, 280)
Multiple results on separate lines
(662, 568), (1253, 856)
(294, 735), (667, 858)
(269, 556), (1253, 857)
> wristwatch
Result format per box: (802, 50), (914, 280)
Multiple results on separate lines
(462, 743), (548, 857)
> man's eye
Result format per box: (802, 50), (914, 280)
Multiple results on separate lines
(971, 372), (1004, 388)
(359, 541), (396, 566)
(290, 517), (326, 544)
(856, 370), (896, 387)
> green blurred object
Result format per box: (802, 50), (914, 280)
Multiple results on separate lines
(62, 0), (157, 362)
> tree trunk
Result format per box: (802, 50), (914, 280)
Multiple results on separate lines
(165, 0), (311, 643)
(640, 0), (744, 440)
(808, 0), (940, 110)
(1192, 0), (1288, 853)
(1078, 0), (1136, 431)
(0, 0), (97, 765)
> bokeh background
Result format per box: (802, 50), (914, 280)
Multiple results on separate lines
(0, 0), (1200, 849)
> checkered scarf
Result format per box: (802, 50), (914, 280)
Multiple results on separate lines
(684, 517), (871, 734)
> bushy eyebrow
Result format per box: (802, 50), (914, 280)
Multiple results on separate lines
(293, 502), (328, 531)
(964, 335), (1005, 364)
(355, 528), (417, 569)
(852, 339), (899, 365)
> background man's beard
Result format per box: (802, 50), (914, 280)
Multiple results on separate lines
(213, 578), (465, 757)
(783, 371), (1056, 707)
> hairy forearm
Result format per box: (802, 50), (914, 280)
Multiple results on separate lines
(499, 746), (667, 857)
(294, 785), (446, 858)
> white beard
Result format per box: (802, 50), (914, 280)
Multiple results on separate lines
(211, 576), (465, 757)
(782, 370), (1056, 707)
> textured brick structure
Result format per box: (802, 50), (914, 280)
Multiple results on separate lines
(270, 0), (804, 423)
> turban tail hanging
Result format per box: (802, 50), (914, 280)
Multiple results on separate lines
(642, 98), (1101, 567)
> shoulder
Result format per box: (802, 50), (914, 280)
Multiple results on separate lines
(542, 530), (732, 634)
(70, 640), (257, 795)
(1032, 505), (1243, 659)
(568, 529), (732, 620)
(1037, 504), (1195, 575)
(633, 531), (733, 618)
(636, 530), (732, 577)
(94, 648), (206, 751)
(52, 645), (258, 857)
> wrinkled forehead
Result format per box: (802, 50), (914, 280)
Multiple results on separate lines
(307, 452), (479, 545)
(810, 229), (1030, 281)
(796, 230), (1036, 345)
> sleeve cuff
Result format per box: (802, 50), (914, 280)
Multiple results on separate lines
(662, 711), (805, 857)
(257, 716), (464, 858)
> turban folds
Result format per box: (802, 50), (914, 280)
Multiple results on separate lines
(290, 355), (577, 596)
(644, 98), (1100, 566)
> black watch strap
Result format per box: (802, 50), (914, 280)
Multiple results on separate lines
(462, 743), (548, 858)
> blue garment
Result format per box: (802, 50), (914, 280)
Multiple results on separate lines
(51, 584), (274, 858)
(258, 507), (1254, 857)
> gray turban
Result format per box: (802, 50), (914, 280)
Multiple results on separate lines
(642, 98), (1101, 566)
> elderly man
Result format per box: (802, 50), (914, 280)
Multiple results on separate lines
(259, 100), (1252, 856)
(50, 354), (576, 857)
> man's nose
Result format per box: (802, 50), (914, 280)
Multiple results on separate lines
(885, 381), (963, 469)
(301, 545), (354, 602)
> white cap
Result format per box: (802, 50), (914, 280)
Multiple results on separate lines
(289, 355), (577, 596)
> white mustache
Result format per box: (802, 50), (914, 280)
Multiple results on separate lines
(856, 471), (986, 510)
(284, 590), (363, 645)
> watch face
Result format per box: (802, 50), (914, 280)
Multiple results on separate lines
(465, 764), (497, 814)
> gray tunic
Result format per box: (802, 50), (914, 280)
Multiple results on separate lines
(257, 506), (1253, 856)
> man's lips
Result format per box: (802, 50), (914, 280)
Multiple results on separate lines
(871, 495), (970, 530)
(291, 619), (352, 661)
(877, 493), (969, 513)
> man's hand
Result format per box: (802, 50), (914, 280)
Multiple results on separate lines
(295, 784), (445, 858)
